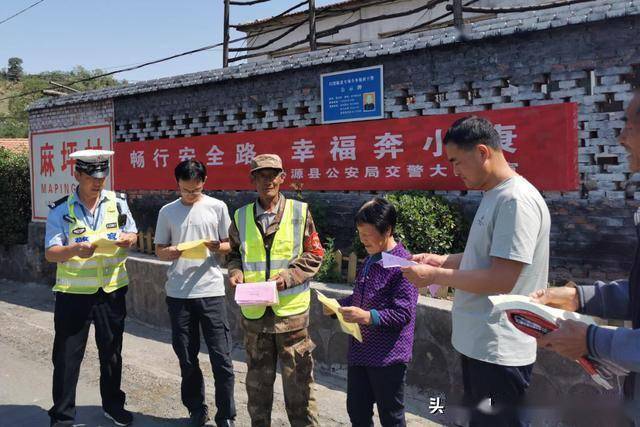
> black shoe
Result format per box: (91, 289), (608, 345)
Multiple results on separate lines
(104, 407), (133, 426)
(189, 406), (210, 427)
(216, 420), (235, 427)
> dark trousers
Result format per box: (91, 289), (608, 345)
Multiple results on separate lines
(48, 287), (127, 425)
(166, 296), (236, 422)
(461, 354), (533, 427)
(346, 363), (407, 427)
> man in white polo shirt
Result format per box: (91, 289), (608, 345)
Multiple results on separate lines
(402, 116), (550, 426)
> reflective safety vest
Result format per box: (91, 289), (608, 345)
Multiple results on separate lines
(235, 198), (310, 319)
(54, 191), (129, 294)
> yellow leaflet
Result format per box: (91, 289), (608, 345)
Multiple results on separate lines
(92, 238), (119, 256)
(177, 239), (210, 260)
(316, 290), (363, 343)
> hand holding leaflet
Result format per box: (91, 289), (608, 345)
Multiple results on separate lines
(316, 290), (363, 342)
(381, 252), (416, 268)
(176, 239), (211, 259)
(91, 236), (120, 256)
(382, 252), (441, 297)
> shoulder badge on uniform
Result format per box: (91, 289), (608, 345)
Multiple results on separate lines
(48, 195), (69, 210)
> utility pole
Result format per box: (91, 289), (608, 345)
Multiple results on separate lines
(452, 0), (464, 34)
(223, 0), (230, 67)
(308, 0), (316, 51)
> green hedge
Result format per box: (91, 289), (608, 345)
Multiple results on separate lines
(352, 192), (468, 257)
(0, 148), (31, 245)
(315, 237), (343, 283)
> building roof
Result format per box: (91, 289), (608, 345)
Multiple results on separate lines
(0, 138), (28, 153)
(28, 0), (640, 112)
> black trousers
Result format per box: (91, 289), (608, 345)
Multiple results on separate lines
(166, 296), (236, 422)
(461, 354), (533, 427)
(346, 363), (407, 427)
(48, 287), (127, 425)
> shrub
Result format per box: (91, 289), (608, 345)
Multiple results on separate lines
(0, 148), (31, 244)
(315, 237), (343, 283)
(352, 192), (468, 257)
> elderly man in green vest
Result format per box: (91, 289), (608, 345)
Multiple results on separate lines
(44, 149), (138, 427)
(228, 153), (325, 426)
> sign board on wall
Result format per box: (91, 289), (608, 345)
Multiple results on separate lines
(321, 65), (384, 124)
(113, 103), (578, 192)
(30, 124), (113, 221)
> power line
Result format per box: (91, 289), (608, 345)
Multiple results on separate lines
(230, 0), (448, 62)
(229, 17), (309, 52)
(228, 0), (392, 39)
(230, 0), (308, 29)
(0, 41), (226, 102)
(384, 0), (479, 38)
(93, 49), (223, 72)
(1, 0), (318, 101)
(228, 1), (310, 52)
(452, 0), (599, 13)
(0, 0), (363, 100)
(0, 0), (47, 26)
(224, 0), (400, 54)
(230, 0), (271, 5)
(0, 0), (595, 102)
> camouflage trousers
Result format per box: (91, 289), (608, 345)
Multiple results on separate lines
(243, 326), (319, 427)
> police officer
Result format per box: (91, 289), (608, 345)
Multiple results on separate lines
(228, 154), (325, 427)
(44, 149), (138, 427)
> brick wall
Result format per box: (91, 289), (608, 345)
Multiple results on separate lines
(29, 12), (640, 281)
(28, 100), (114, 132)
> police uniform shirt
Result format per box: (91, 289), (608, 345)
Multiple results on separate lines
(45, 190), (138, 249)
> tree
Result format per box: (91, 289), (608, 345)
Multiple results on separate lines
(7, 57), (24, 81)
(0, 118), (28, 138)
(0, 65), (126, 138)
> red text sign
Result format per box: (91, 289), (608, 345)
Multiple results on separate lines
(30, 124), (113, 221)
(113, 103), (578, 192)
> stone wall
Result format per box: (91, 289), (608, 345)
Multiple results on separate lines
(124, 254), (619, 409)
(0, 222), (55, 285)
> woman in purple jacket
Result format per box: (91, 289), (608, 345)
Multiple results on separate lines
(334, 197), (419, 427)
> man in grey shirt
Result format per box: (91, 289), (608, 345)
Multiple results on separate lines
(402, 116), (550, 426)
(155, 159), (236, 427)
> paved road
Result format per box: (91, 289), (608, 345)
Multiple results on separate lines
(0, 279), (442, 426)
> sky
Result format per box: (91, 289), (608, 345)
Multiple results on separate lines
(0, 0), (339, 83)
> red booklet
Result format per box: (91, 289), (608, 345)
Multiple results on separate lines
(490, 295), (628, 390)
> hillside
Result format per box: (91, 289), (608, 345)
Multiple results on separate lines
(0, 65), (126, 138)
